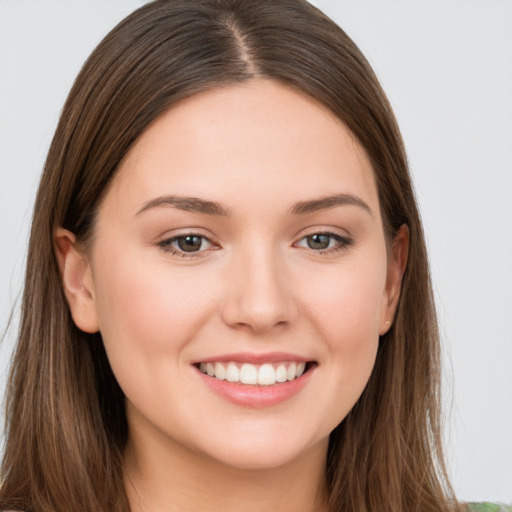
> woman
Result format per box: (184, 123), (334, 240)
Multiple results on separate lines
(0, 1), (507, 511)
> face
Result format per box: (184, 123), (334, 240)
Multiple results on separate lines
(59, 79), (404, 471)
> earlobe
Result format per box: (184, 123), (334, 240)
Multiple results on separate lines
(54, 227), (99, 333)
(379, 224), (409, 335)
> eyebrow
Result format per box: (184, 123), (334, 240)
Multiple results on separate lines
(136, 195), (231, 217)
(290, 193), (373, 216)
(135, 192), (372, 217)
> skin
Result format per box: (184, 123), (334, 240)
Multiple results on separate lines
(55, 79), (408, 512)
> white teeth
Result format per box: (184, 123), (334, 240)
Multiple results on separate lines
(199, 361), (309, 385)
(214, 362), (226, 380)
(226, 362), (239, 382)
(240, 363), (258, 384)
(287, 362), (297, 381)
(275, 364), (287, 383)
(257, 363), (276, 385)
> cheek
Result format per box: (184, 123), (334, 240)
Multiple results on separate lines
(91, 246), (217, 376)
(295, 251), (387, 410)
(299, 253), (388, 343)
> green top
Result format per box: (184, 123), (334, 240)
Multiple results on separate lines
(469, 504), (512, 512)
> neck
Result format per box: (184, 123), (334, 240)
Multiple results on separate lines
(123, 427), (328, 512)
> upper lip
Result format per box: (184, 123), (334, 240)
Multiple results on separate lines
(193, 352), (314, 365)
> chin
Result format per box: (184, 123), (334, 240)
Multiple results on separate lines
(188, 421), (329, 471)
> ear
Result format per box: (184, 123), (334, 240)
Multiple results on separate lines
(379, 224), (409, 335)
(54, 227), (99, 333)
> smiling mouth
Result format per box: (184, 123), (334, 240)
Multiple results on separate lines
(196, 361), (316, 386)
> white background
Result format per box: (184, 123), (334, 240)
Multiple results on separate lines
(1, 0), (511, 503)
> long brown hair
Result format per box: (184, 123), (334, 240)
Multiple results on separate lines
(1, 1), (462, 511)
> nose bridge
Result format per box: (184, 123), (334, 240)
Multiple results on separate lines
(221, 239), (295, 332)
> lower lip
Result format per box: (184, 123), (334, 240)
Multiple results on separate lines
(195, 367), (314, 408)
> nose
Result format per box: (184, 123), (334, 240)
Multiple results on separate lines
(220, 244), (297, 334)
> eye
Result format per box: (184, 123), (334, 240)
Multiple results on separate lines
(295, 232), (352, 253)
(158, 234), (215, 256)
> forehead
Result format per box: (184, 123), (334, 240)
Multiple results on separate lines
(104, 79), (380, 218)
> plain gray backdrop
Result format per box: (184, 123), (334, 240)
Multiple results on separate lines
(1, 0), (511, 502)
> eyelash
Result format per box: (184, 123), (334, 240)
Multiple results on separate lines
(294, 231), (353, 255)
(158, 231), (353, 258)
(158, 233), (216, 258)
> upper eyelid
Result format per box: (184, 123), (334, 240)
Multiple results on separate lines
(295, 232), (350, 245)
(294, 226), (351, 240)
(299, 230), (344, 238)
(157, 228), (217, 243)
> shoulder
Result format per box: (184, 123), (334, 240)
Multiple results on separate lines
(467, 504), (512, 512)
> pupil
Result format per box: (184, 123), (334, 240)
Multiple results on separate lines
(308, 234), (330, 250)
(178, 236), (202, 252)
